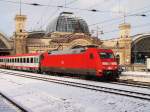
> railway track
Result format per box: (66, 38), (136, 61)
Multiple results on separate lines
(109, 81), (150, 89)
(0, 92), (27, 112)
(1, 69), (150, 101)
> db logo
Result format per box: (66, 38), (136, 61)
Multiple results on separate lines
(61, 60), (64, 64)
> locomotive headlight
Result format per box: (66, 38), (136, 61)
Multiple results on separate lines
(111, 62), (117, 65)
(102, 62), (109, 65)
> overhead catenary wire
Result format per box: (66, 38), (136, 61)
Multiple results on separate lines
(1, 0), (149, 27)
(0, 0), (113, 13)
(1, 0), (150, 37)
(33, 0), (54, 30)
(92, 22), (150, 36)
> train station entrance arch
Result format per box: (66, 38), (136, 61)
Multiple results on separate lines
(0, 33), (12, 56)
(131, 34), (150, 64)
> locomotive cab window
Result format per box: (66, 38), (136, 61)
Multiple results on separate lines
(99, 52), (114, 59)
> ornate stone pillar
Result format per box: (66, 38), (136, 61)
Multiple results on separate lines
(14, 14), (28, 54)
(118, 23), (132, 65)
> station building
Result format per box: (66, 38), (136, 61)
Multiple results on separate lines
(0, 12), (150, 70)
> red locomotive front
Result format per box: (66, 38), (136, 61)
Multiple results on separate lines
(96, 49), (118, 78)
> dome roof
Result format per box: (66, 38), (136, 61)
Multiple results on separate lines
(46, 12), (89, 34)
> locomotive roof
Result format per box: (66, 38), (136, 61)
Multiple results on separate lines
(49, 48), (86, 55)
(48, 47), (113, 55)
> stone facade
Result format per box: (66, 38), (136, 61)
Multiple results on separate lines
(102, 23), (132, 65)
(12, 14), (102, 55)
(14, 15), (28, 54)
(0, 13), (134, 66)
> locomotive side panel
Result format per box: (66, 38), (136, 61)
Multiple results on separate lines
(40, 53), (94, 75)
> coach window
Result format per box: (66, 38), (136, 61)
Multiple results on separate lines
(34, 57), (38, 63)
(31, 58), (33, 63)
(34, 57), (36, 63)
(36, 58), (38, 63)
(23, 58), (26, 63)
(12, 59), (14, 63)
(27, 58), (29, 63)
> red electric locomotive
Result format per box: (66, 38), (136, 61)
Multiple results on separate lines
(40, 47), (119, 79)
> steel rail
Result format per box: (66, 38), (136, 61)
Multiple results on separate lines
(108, 81), (150, 89)
(1, 70), (150, 101)
(0, 92), (28, 112)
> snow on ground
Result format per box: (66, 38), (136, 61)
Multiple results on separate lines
(122, 71), (150, 77)
(120, 71), (150, 82)
(0, 70), (150, 112)
(1, 69), (150, 95)
(0, 95), (19, 112)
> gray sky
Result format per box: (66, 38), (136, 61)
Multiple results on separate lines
(0, 0), (150, 39)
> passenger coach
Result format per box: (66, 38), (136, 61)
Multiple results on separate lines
(0, 53), (40, 72)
